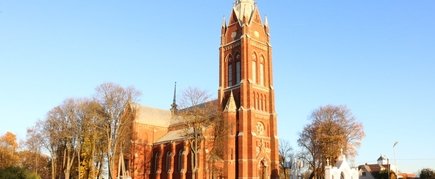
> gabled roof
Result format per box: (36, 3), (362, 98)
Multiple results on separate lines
(177, 100), (219, 119)
(155, 128), (189, 144)
(224, 91), (237, 112)
(333, 150), (352, 171)
(134, 105), (172, 127)
(358, 164), (393, 173)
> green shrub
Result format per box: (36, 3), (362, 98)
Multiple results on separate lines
(0, 167), (41, 179)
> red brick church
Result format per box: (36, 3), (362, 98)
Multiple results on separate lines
(128, 0), (279, 178)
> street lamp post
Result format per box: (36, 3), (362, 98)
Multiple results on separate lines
(387, 158), (390, 179)
(393, 141), (399, 175)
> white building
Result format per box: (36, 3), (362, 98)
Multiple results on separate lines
(325, 150), (359, 179)
(358, 155), (398, 179)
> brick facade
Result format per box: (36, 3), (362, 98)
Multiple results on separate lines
(128, 1), (279, 178)
(219, 1), (280, 178)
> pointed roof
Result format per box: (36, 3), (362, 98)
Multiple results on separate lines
(233, 0), (256, 23)
(224, 91), (237, 112)
(264, 16), (269, 27)
(377, 155), (387, 161)
(335, 148), (350, 169)
(135, 105), (172, 127)
(222, 16), (227, 28)
(170, 82), (178, 113)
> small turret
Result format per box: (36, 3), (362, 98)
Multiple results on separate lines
(222, 16), (227, 29)
(170, 82), (178, 116)
(221, 16), (227, 40)
(264, 16), (269, 27)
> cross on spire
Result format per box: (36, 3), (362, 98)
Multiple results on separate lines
(235, 0), (255, 5)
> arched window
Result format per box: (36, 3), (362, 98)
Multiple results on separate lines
(259, 160), (267, 179)
(236, 61), (241, 84)
(265, 98), (268, 111)
(264, 95), (267, 111)
(260, 95), (264, 111)
(177, 149), (183, 172)
(153, 152), (159, 173)
(235, 53), (241, 84)
(260, 56), (265, 86)
(252, 53), (257, 83)
(255, 93), (259, 109)
(228, 56), (233, 86)
(165, 151), (171, 172)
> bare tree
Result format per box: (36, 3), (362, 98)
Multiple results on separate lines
(178, 87), (221, 179)
(206, 112), (228, 178)
(25, 124), (45, 176)
(279, 139), (294, 179)
(61, 99), (81, 179)
(42, 106), (65, 179)
(42, 99), (81, 179)
(71, 98), (104, 179)
(297, 105), (365, 179)
(24, 83), (139, 179)
(78, 99), (106, 179)
(94, 83), (140, 179)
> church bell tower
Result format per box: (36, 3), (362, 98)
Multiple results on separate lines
(219, 0), (280, 178)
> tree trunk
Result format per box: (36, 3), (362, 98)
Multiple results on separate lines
(90, 143), (95, 179)
(51, 155), (56, 179)
(64, 152), (70, 179)
(77, 148), (81, 179)
(35, 149), (39, 175)
(191, 150), (196, 179)
(107, 154), (112, 179)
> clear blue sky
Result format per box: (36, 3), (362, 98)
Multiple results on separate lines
(1, 0), (434, 173)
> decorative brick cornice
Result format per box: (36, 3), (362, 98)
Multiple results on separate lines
(222, 40), (242, 51)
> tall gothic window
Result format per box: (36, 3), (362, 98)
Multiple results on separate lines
(265, 98), (268, 111)
(177, 149), (183, 172)
(252, 53), (257, 83)
(263, 95), (266, 111)
(228, 63), (233, 86)
(259, 160), (267, 179)
(260, 95), (263, 111)
(235, 53), (241, 84)
(260, 56), (265, 86)
(153, 152), (159, 173)
(255, 93), (258, 109)
(228, 56), (233, 86)
(236, 61), (241, 84)
(165, 151), (171, 172)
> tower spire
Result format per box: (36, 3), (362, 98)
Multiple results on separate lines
(221, 16), (227, 28)
(220, 1), (279, 177)
(233, 0), (256, 24)
(170, 82), (178, 115)
(235, 0), (255, 5)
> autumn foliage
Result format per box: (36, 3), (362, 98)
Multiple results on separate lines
(0, 131), (48, 179)
(0, 132), (19, 169)
(298, 105), (365, 179)
(0, 83), (139, 179)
